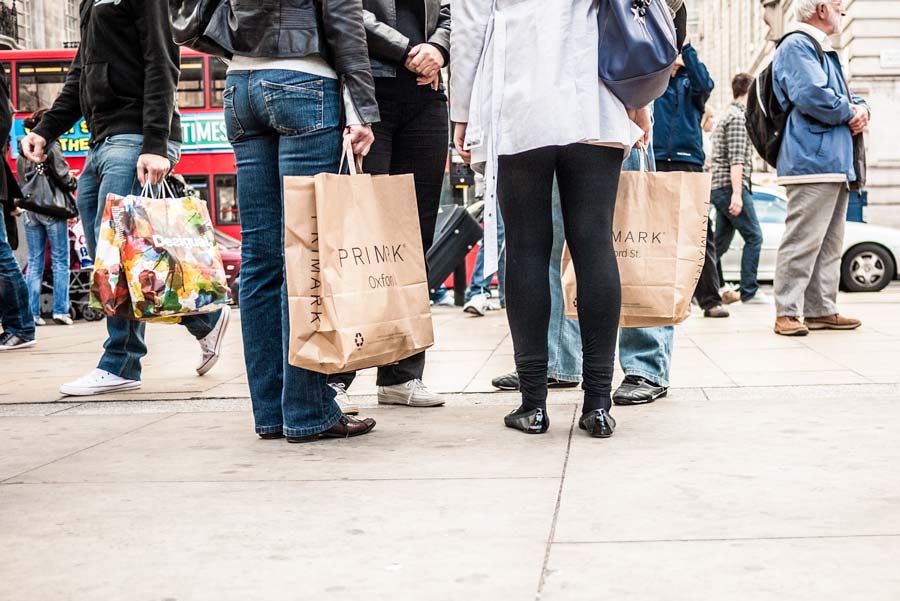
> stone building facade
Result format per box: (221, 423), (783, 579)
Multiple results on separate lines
(0, 0), (80, 50)
(692, 0), (900, 212)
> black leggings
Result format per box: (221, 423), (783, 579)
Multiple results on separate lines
(498, 144), (623, 414)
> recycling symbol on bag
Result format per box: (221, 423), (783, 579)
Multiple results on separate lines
(354, 332), (365, 349)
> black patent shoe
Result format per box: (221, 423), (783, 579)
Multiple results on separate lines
(259, 432), (285, 440)
(504, 405), (550, 434)
(578, 409), (616, 438)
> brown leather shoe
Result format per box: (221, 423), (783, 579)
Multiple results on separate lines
(805, 314), (862, 331)
(774, 316), (809, 336)
(703, 304), (730, 318)
(286, 415), (376, 443)
(721, 289), (741, 305)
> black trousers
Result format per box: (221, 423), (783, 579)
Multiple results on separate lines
(656, 160), (722, 309)
(498, 144), (623, 414)
(328, 89), (449, 389)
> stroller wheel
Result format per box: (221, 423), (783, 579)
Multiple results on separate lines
(82, 306), (105, 322)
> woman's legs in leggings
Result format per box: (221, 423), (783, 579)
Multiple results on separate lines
(556, 144), (622, 413)
(497, 147), (558, 412)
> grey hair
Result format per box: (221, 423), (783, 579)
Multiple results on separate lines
(794, 0), (826, 22)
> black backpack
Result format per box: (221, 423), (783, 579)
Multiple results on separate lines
(746, 31), (824, 168)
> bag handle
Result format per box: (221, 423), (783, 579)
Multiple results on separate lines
(338, 137), (364, 175)
(636, 146), (650, 173)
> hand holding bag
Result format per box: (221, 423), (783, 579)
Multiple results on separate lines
(597, 0), (679, 109)
(17, 163), (78, 219)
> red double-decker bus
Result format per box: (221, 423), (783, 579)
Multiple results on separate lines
(1, 48), (240, 239)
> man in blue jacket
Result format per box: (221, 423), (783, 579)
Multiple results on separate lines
(771, 0), (869, 336)
(653, 39), (728, 318)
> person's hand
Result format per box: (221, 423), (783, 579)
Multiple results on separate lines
(21, 132), (48, 163)
(453, 122), (471, 163)
(405, 43), (445, 80)
(136, 154), (171, 186)
(416, 72), (441, 90)
(344, 124), (374, 157)
(627, 106), (652, 149)
(729, 192), (743, 216)
(848, 104), (869, 135)
(10, 207), (22, 217)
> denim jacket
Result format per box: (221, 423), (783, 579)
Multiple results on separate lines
(772, 27), (868, 185)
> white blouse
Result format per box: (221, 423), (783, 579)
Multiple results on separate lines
(450, 0), (643, 273)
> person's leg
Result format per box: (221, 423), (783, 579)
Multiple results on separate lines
(89, 136), (151, 381)
(618, 326), (673, 386)
(556, 144), (623, 414)
(0, 222), (35, 340)
(732, 186), (763, 301)
(375, 96), (448, 388)
(694, 220), (725, 310)
(47, 218), (71, 316)
(266, 70), (349, 436)
(24, 219), (48, 319)
(498, 147), (557, 411)
(804, 185), (849, 318)
(465, 241), (490, 301)
(774, 183), (838, 318)
(709, 188), (736, 271)
(547, 177), (583, 383)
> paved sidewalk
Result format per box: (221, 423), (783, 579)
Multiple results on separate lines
(2, 285), (900, 599)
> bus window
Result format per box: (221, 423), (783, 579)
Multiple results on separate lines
(209, 58), (227, 108)
(16, 61), (71, 113)
(182, 174), (211, 213)
(214, 174), (239, 225)
(178, 57), (206, 109)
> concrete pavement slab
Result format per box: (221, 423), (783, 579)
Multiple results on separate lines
(553, 395), (900, 543)
(13, 406), (576, 484)
(0, 478), (556, 601)
(0, 414), (173, 481)
(541, 537), (900, 601)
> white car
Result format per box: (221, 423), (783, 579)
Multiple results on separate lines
(719, 185), (900, 293)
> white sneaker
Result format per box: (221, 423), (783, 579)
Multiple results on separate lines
(377, 379), (445, 407)
(434, 294), (455, 307)
(743, 292), (773, 305)
(53, 314), (74, 325)
(34, 316), (46, 326)
(463, 293), (488, 317)
(196, 305), (231, 376)
(329, 382), (360, 415)
(59, 368), (141, 396)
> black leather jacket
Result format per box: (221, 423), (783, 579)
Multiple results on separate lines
(362, 0), (450, 77)
(202, 0), (379, 124)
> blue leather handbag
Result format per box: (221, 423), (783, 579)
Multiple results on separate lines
(597, 0), (678, 109)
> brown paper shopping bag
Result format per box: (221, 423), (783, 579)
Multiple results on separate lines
(283, 145), (434, 373)
(562, 161), (711, 328)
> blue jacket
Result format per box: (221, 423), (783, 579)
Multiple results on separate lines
(772, 32), (867, 183)
(652, 44), (714, 167)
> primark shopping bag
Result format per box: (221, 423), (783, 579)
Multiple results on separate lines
(90, 189), (230, 320)
(562, 156), (711, 327)
(283, 144), (434, 374)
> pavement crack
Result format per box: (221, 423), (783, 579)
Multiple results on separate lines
(553, 533), (900, 544)
(536, 404), (577, 599)
(0, 413), (177, 484)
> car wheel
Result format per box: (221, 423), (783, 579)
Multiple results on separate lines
(841, 243), (895, 293)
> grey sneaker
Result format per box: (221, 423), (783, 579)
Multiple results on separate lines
(197, 305), (230, 376)
(0, 332), (36, 351)
(377, 379), (445, 407)
(329, 383), (359, 415)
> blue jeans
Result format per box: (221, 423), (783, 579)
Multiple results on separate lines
(224, 69), (343, 437)
(617, 146), (673, 387)
(0, 221), (35, 339)
(710, 185), (762, 301)
(78, 134), (219, 381)
(465, 209), (506, 304)
(547, 179), (582, 382)
(24, 215), (69, 316)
